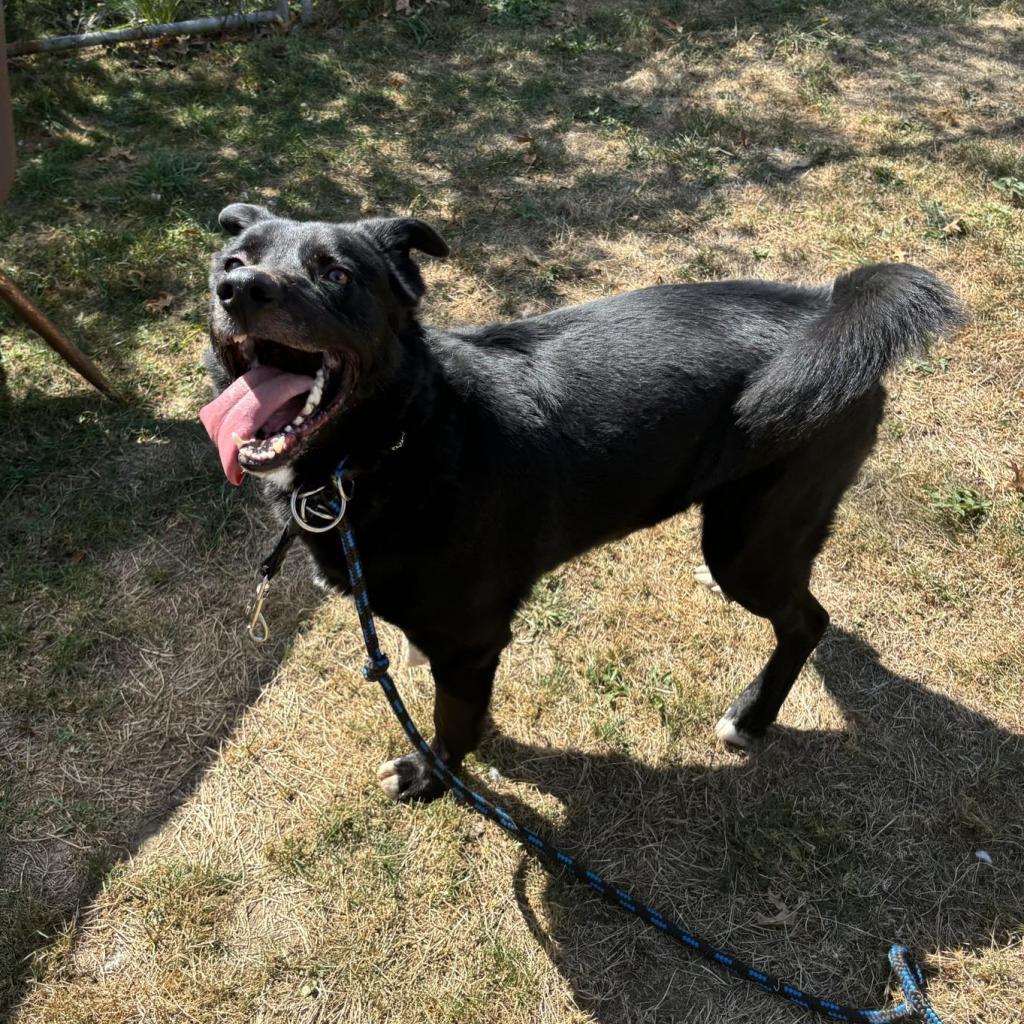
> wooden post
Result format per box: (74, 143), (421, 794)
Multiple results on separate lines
(0, 268), (122, 401)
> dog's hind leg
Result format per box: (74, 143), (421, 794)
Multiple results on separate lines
(377, 645), (501, 803)
(700, 402), (881, 747)
(710, 582), (829, 749)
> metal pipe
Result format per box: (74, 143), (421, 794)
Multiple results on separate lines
(6, 8), (288, 57)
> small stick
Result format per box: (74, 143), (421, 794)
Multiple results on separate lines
(0, 268), (121, 401)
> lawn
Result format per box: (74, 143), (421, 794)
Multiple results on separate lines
(1, 1), (1022, 1021)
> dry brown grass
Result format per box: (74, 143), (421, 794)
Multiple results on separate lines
(2, 1), (1023, 1021)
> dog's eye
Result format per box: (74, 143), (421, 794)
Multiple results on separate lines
(323, 266), (351, 285)
(224, 256), (245, 272)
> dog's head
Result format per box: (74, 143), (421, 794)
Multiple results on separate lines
(203, 203), (448, 483)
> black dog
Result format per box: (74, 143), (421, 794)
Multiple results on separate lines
(202, 203), (962, 802)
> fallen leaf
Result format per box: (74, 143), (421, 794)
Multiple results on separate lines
(754, 893), (799, 927)
(523, 151), (538, 167)
(767, 147), (813, 172)
(522, 248), (543, 267)
(942, 217), (967, 237)
(1010, 462), (1024, 494)
(512, 132), (533, 144)
(144, 292), (174, 314)
(101, 145), (135, 163)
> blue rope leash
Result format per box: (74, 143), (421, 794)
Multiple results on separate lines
(275, 465), (946, 1024)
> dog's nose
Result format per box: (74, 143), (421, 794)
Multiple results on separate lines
(217, 267), (282, 315)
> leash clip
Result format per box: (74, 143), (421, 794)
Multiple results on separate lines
(290, 478), (348, 532)
(246, 575), (272, 643)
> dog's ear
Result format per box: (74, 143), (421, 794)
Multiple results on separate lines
(218, 203), (275, 236)
(360, 217), (450, 305)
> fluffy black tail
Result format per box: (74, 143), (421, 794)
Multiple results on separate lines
(735, 263), (965, 442)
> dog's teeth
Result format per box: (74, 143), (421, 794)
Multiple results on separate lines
(233, 335), (256, 362)
(284, 425), (294, 433)
(272, 436), (286, 454)
(292, 414), (305, 427)
(231, 432), (247, 449)
(314, 367), (325, 388)
(300, 386), (320, 416)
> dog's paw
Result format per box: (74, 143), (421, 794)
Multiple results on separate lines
(377, 752), (447, 803)
(716, 679), (773, 750)
(694, 564), (724, 597)
(714, 714), (756, 750)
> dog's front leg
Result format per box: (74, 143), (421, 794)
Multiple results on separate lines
(376, 646), (500, 803)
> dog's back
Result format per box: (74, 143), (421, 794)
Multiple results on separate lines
(427, 265), (962, 541)
(439, 266), (961, 446)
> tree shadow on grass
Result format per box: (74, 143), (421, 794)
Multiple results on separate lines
(0, 392), (315, 1017)
(481, 627), (1023, 1022)
(4, 0), (1022, 371)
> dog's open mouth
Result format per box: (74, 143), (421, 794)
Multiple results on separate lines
(200, 337), (356, 485)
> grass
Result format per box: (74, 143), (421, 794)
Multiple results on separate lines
(1, 0), (1023, 1021)
(928, 484), (995, 531)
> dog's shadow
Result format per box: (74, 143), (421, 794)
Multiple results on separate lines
(0, 394), (316, 1016)
(477, 627), (1023, 1023)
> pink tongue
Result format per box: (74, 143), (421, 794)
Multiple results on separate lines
(199, 366), (314, 485)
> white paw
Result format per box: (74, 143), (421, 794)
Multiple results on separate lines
(694, 564), (723, 596)
(715, 715), (753, 749)
(377, 759), (402, 800)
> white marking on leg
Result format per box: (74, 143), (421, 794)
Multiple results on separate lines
(694, 563), (724, 595)
(404, 636), (429, 667)
(377, 759), (402, 800)
(715, 714), (753, 749)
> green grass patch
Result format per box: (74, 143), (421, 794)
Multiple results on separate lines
(928, 485), (994, 532)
